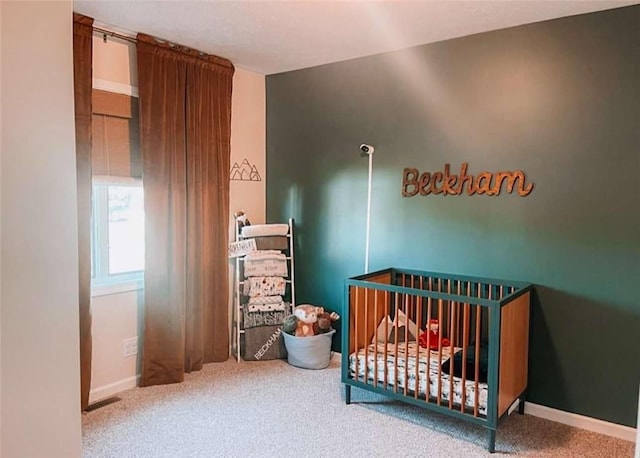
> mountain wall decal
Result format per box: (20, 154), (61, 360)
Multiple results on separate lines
(230, 158), (262, 182)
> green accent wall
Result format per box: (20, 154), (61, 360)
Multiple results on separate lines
(266, 6), (639, 427)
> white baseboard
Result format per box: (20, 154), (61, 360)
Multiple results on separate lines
(524, 402), (636, 443)
(89, 375), (139, 404)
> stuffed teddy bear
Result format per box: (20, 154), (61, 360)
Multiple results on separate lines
(313, 306), (340, 334)
(293, 304), (317, 337)
(418, 319), (450, 350)
(234, 210), (251, 229)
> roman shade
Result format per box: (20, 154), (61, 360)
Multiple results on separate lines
(91, 89), (141, 178)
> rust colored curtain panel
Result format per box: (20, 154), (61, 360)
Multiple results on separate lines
(185, 62), (232, 367)
(137, 34), (234, 386)
(73, 12), (94, 411)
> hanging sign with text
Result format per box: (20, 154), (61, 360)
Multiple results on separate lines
(402, 163), (534, 197)
(228, 238), (257, 258)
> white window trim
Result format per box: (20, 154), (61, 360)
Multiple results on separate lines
(92, 175), (141, 186)
(91, 279), (144, 298)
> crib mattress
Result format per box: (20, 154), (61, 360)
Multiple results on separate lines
(349, 342), (488, 415)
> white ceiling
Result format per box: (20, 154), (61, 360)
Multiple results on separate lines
(74, 1), (637, 75)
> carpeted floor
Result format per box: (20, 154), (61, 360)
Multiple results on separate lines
(82, 356), (634, 458)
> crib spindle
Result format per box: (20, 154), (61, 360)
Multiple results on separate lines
(437, 298), (444, 406)
(373, 287), (378, 389)
(404, 293), (410, 396)
(461, 302), (470, 413)
(426, 278), (433, 403)
(393, 293), (400, 393)
(363, 288), (370, 386)
(449, 297), (455, 410)
(474, 304), (481, 417)
(384, 290), (389, 388)
(354, 287), (360, 383)
(453, 281), (459, 346)
(415, 277), (423, 400)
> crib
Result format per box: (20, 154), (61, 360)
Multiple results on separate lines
(341, 268), (532, 453)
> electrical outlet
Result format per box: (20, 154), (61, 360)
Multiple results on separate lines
(123, 337), (138, 358)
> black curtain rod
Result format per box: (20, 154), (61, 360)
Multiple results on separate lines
(93, 26), (137, 45)
(92, 26), (225, 63)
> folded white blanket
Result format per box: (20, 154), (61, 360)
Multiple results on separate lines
(243, 276), (286, 297)
(241, 224), (289, 238)
(244, 257), (288, 278)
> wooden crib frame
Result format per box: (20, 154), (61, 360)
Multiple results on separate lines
(341, 268), (532, 453)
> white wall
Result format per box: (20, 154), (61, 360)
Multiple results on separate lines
(89, 290), (141, 403)
(90, 33), (266, 395)
(93, 31), (138, 95)
(228, 67), (266, 355)
(1, 2), (82, 457)
(230, 67), (266, 225)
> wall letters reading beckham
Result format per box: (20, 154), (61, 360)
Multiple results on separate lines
(402, 163), (534, 197)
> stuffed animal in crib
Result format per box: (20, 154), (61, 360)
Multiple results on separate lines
(419, 319), (450, 350)
(294, 304), (317, 337)
(313, 306), (340, 334)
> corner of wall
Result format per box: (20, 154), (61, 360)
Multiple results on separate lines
(230, 67), (266, 226)
(228, 67), (266, 348)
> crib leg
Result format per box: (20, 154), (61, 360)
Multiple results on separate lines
(486, 428), (496, 453)
(518, 394), (526, 415)
(345, 384), (351, 405)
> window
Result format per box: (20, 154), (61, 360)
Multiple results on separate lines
(90, 89), (142, 294)
(91, 178), (145, 291)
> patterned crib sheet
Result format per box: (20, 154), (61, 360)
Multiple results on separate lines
(349, 342), (488, 415)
